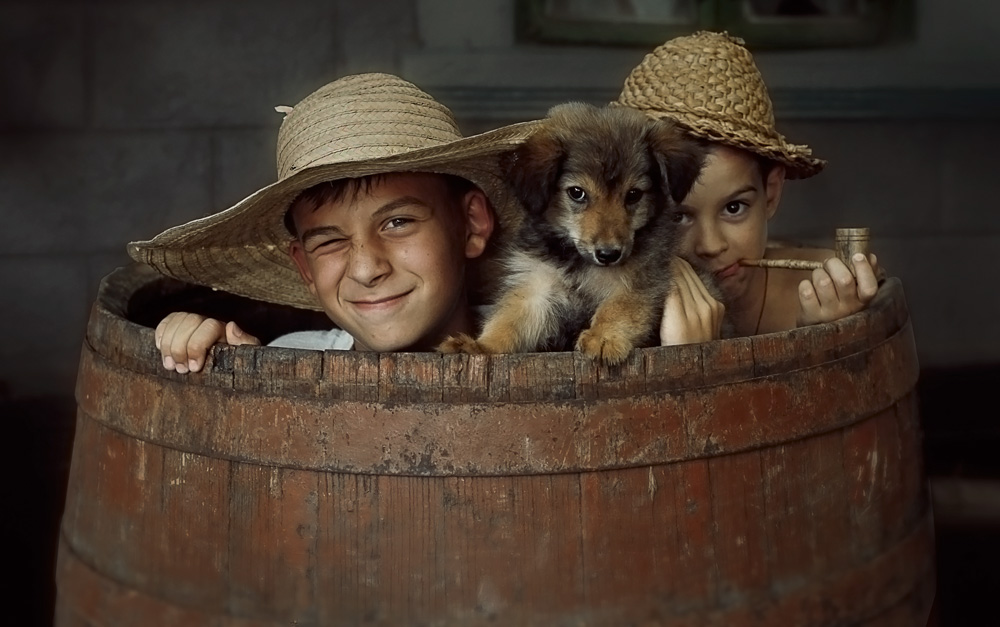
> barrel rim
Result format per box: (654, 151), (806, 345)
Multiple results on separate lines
(75, 264), (919, 476)
(85, 262), (911, 402)
(75, 332), (919, 475)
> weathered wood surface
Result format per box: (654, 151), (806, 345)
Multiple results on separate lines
(56, 263), (934, 626)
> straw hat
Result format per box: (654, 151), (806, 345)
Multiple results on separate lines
(616, 31), (824, 179)
(128, 73), (539, 311)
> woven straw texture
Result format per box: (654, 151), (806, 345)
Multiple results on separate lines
(617, 31), (824, 179)
(128, 73), (538, 311)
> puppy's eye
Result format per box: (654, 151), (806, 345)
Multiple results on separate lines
(566, 186), (587, 202)
(671, 211), (692, 226)
(625, 189), (644, 204)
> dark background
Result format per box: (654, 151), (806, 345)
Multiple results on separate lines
(2, 0), (998, 623)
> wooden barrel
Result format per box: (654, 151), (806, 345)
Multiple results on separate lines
(57, 263), (934, 626)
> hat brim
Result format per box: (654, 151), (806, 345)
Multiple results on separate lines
(626, 106), (826, 180)
(128, 120), (541, 311)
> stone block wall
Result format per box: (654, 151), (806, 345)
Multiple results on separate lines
(0, 0), (415, 398)
(775, 119), (1000, 365)
(2, 0), (998, 400)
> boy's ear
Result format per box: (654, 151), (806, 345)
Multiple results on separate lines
(648, 121), (706, 204)
(288, 240), (318, 296)
(462, 188), (494, 259)
(502, 127), (564, 214)
(764, 164), (786, 220)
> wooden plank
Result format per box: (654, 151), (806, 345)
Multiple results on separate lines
(379, 353), (442, 403)
(432, 473), (586, 618)
(108, 432), (168, 601)
(486, 353), (512, 402)
(895, 393), (929, 530)
(76, 326), (919, 475)
(709, 449), (770, 608)
(232, 346), (321, 397)
(506, 352), (577, 402)
(578, 395), (682, 468)
(55, 541), (273, 627)
(748, 327), (842, 377)
(314, 473), (382, 622)
(58, 413), (98, 553)
(155, 447), (231, 609)
(842, 409), (886, 563)
(227, 464), (318, 619)
(700, 337), (754, 386)
(438, 476), (517, 614)
(573, 353), (600, 401)
(802, 429), (852, 574)
(513, 473), (586, 612)
(593, 348), (645, 399)
(876, 400), (907, 547)
(376, 475), (453, 619)
(578, 466), (667, 608)
(441, 353), (491, 403)
(663, 458), (718, 610)
(642, 342), (704, 393)
(761, 430), (851, 590)
(320, 351), (379, 402)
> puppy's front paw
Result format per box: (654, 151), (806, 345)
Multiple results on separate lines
(576, 328), (633, 365)
(438, 333), (489, 355)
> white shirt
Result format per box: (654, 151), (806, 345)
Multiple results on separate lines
(268, 328), (354, 350)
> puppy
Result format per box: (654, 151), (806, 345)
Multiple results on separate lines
(439, 102), (706, 365)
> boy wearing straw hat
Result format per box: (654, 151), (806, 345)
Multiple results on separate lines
(130, 73), (536, 373)
(617, 31), (881, 344)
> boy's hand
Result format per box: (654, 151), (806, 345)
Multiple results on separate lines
(796, 253), (880, 327)
(154, 312), (260, 373)
(660, 257), (725, 346)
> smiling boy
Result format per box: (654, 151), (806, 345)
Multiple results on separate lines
(132, 74), (535, 373)
(285, 172), (489, 353)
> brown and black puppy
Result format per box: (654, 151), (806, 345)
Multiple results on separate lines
(440, 102), (706, 365)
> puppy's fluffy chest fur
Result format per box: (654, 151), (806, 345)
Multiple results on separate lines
(499, 219), (675, 351)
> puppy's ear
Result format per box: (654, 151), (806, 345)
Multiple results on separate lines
(547, 101), (594, 121)
(502, 126), (564, 214)
(648, 120), (706, 204)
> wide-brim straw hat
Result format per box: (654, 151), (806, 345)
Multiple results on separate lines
(128, 73), (538, 311)
(616, 31), (825, 179)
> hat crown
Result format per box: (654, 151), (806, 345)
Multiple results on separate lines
(616, 31), (824, 179)
(618, 31), (777, 140)
(275, 73), (463, 180)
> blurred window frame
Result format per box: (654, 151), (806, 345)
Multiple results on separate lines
(516, 0), (915, 49)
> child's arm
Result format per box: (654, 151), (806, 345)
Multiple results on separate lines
(796, 253), (880, 327)
(659, 257), (725, 346)
(155, 312), (260, 373)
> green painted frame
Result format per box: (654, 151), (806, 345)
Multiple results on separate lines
(721, 0), (915, 49)
(516, 0), (712, 47)
(516, 0), (914, 49)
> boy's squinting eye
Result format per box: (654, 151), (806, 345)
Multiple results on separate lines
(567, 186), (587, 202)
(307, 237), (347, 254)
(625, 188), (644, 204)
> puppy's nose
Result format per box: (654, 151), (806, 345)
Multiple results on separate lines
(595, 248), (622, 265)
